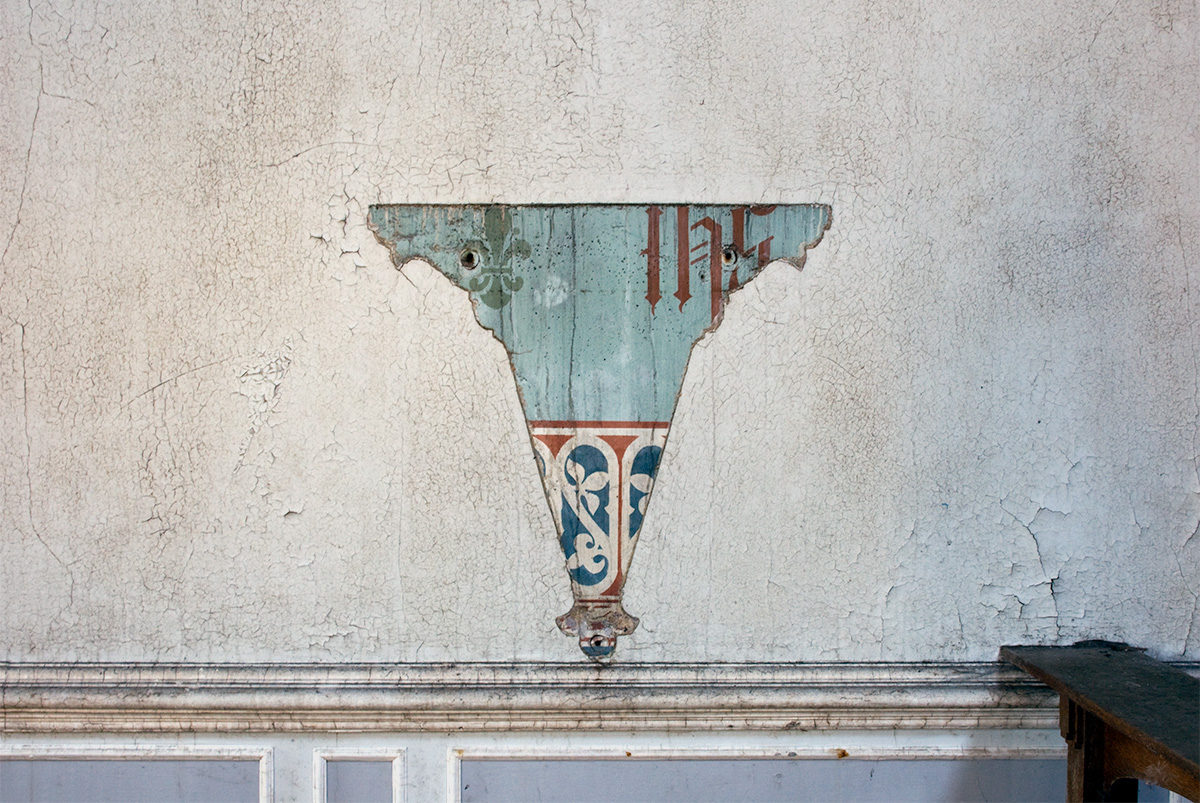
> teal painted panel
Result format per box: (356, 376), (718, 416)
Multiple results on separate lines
(369, 204), (830, 658)
(369, 205), (830, 423)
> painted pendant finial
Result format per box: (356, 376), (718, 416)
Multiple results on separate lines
(370, 204), (830, 659)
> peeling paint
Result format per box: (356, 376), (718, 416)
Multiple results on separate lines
(0, 0), (1196, 665)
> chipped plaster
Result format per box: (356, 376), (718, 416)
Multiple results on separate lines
(0, 0), (1197, 662)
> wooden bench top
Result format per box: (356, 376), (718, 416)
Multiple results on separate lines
(1002, 643), (1199, 801)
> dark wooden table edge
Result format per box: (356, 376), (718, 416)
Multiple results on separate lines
(1001, 644), (1200, 801)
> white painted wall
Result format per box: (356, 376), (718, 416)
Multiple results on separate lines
(1, 0), (1196, 663)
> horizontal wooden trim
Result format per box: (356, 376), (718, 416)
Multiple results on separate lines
(0, 661), (1124, 734)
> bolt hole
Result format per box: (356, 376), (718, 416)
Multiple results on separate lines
(590, 636), (605, 647)
(460, 248), (481, 270)
(721, 245), (738, 266)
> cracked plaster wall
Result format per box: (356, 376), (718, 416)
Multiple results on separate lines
(0, 0), (1197, 663)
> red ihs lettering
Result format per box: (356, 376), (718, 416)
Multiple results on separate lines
(674, 207), (691, 311)
(641, 206), (662, 313)
(642, 205), (776, 322)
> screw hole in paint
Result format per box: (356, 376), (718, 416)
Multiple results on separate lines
(460, 248), (481, 270)
(721, 245), (738, 266)
(590, 635), (605, 647)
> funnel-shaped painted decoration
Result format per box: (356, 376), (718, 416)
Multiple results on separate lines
(369, 204), (830, 658)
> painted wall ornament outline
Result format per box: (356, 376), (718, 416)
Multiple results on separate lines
(369, 204), (831, 659)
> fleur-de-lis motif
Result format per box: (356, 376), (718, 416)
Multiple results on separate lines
(464, 207), (531, 309)
(468, 270), (524, 309)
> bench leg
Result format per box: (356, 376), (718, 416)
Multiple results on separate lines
(1064, 699), (1139, 802)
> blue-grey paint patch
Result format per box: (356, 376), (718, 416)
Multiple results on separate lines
(370, 205), (829, 421)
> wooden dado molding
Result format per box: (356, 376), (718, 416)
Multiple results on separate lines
(0, 661), (1122, 734)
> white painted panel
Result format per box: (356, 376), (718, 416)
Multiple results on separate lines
(0, 747), (271, 802)
(458, 758), (1068, 803)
